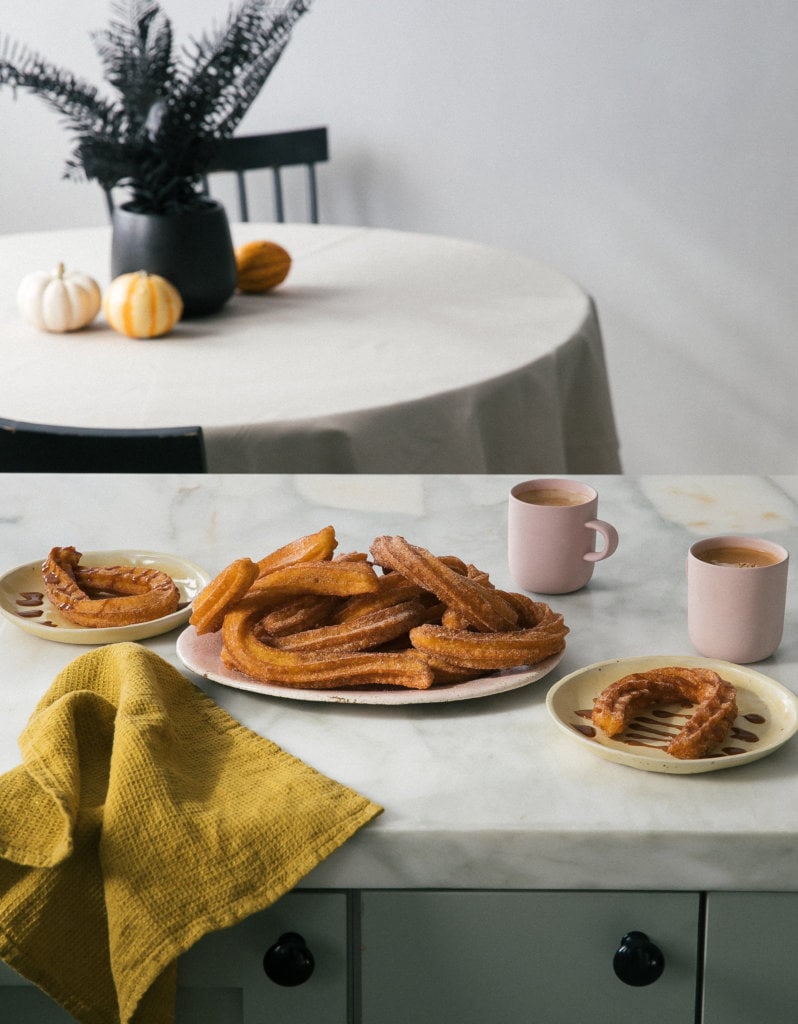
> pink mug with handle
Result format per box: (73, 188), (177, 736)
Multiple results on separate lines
(508, 478), (619, 594)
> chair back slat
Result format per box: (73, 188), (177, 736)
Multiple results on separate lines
(307, 165), (319, 224)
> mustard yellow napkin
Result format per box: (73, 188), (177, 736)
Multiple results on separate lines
(0, 642), (382, 1024)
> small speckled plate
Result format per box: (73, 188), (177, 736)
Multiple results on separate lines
(546, 654), (798, 774)
(176, 625), (564, 705)
(0, 550), (211, 645)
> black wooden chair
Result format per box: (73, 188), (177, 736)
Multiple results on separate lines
(0, 418), (207, 472)
(203, 126), (329, 223)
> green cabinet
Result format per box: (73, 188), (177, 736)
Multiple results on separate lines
(360, 891), (700, 1024)
(2, 889), (796, 1023)
(703, 892), (798, 1024)
(177, 890), (349, 1024)
(0, 890), (349, 1024)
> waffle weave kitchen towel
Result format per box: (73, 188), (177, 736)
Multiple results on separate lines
(0, 642), (382, 1024)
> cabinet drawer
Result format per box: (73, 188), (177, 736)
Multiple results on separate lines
(360, 890), (700, 1024)
(177, 889), (349, 1024)
(703, 892), (798, 1024)
(0, 891), (349, 1024)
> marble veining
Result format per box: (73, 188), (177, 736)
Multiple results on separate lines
(640, 475), (798, 534)
(0, 474), (795, 891)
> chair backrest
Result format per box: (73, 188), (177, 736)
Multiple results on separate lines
(0, 419), (207, 473)
(203, 126), (329, 223)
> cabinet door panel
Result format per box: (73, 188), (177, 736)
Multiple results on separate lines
(177, 890), (349, 1024)
(360, 890), (699, 1024)
(0, 891), (348, 1024)
(0, 959), (78, 1022)
(704, 892), (798, 1024)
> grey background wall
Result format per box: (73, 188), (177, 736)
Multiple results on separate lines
(2, 0), (794, 473)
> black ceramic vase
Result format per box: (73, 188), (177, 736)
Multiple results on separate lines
(110, 199), (237, 318)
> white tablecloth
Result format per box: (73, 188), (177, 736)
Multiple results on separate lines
(0, 224), (621, 472)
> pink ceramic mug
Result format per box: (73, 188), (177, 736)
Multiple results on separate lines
(507, 478), (619, 594)
(687, 535), (789, 663)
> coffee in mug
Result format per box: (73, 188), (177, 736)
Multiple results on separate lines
(516, 488), (588, 508)
(508, 478), (619, 594)
(687, 535), (789, 663)
(695, 545), (781, 568)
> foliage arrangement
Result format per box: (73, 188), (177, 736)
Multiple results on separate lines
(0, 0), (313, 214)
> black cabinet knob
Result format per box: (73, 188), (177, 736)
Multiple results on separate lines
(263, 931), (315, 987)
(613, 930), (665, 986)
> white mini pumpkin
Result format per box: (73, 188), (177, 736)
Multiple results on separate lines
(17, 262), (102, 333)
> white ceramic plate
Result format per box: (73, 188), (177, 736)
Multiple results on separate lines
(0, 550), (211, 645)
(546, 654), (798, 774)
(176, 625), (564, 705)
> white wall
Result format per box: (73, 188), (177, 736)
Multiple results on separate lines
(2, 0), (795, 473)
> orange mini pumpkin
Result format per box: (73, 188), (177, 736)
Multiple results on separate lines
(103, 271), (183, 339)
(234, 240), (292, 293)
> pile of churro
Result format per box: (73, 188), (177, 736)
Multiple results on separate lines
(190, 526), (569, 690)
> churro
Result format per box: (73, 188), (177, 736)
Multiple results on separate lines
(221, 596), (434, 690)
(256, 525), (337, 576)
(370, 535), (518, 632)
(43, 546), (179, 628)
(591, 666), (738, 759)
(189, 556), (259, 635)
(410, 597), (568, 672)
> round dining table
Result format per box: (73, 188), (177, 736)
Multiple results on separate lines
(0, 223), (621, 473)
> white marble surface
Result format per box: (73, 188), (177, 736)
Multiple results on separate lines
(0, 474), (796, 891)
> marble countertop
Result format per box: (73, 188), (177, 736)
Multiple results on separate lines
(1, 474), (796, 891)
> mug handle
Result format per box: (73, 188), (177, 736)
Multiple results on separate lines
(583, 520), (619, 563)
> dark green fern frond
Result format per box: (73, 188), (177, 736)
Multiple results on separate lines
(92, 1), (176, 123)
(173, 0), (311, 139)
(0, 42), (117, 132)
